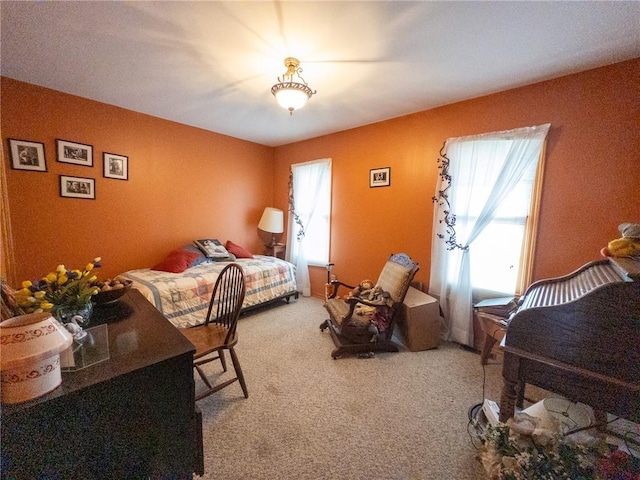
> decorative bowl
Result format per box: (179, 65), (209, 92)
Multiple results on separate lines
(93, 279), (132, 305)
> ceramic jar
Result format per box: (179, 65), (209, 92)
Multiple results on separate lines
(0, 312), (73, 404)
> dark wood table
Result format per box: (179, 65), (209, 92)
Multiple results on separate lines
(1, 289), (204, 479)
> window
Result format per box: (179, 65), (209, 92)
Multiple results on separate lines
(287, 158), (332, 296)
(429, 124), (549, 346)
(447, 139), (540, 297)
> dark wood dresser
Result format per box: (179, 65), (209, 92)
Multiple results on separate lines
(1, 289), (204, 479)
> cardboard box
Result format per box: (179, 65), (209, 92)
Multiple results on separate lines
(397, 287), (440, 351)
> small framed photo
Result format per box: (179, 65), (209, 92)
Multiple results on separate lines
(60, 175), (95, 199)
(56, 139), (93, 167)
(103, 152), (128, 180)
(8, 139), (47, 172)
(370, 167), (390, 188)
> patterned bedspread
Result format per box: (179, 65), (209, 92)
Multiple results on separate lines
(120, 255), (297, 328)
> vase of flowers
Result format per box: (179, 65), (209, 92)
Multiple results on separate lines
(14, 257), (102, 328)
(480, 414), (640, 479)
(54, 301), (93, 328)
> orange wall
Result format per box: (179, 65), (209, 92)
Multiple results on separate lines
(3, 59), (639, 295)
(2, 78), (274, 284)
(273, 59), (640, 297)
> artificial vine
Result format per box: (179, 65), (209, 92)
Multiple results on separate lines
(287, 169), (306, 242)
(431, 143), (468, 251)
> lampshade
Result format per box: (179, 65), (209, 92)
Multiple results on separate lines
(258, 207), (284, 234)
(271, 57), (316, 115)
(274, 88), (309, 112)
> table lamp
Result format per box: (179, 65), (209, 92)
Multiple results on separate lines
(258, 207), (284, 246)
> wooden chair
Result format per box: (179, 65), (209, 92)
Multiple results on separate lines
(180, 263), (248, 400)
(320, 253), (419, 359)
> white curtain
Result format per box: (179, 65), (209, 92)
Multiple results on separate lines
(287, 158), (332, 297)
(429, 124), (550, 346)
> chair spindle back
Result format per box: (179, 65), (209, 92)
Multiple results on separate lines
(204, 263), (246, 342)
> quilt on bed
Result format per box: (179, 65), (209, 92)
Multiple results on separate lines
(120, 255), (297, 328)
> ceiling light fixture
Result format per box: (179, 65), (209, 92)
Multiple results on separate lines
(271, 57), (316, 115)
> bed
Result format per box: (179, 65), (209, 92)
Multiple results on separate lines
(120, 255), (298, 328)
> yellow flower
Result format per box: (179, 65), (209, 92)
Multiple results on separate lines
(17, 297), (33, 307)
(13, 257), (103, 315)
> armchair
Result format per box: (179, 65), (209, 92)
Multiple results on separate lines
(320, 253), (419, 359)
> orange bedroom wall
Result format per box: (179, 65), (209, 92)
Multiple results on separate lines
(2, 78), (274, 285)
(273, 58), (640, 298)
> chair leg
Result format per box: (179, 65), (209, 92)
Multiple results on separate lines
(219, 350), (227, 372)
(193, 348), (248, 400)
(195, 351), (226, 373)
(229, 346), (248, 398)
(194, 364), (213, 389)
(331, 346), (344, 359)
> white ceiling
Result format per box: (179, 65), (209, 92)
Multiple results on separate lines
(2, 1), (639, 147)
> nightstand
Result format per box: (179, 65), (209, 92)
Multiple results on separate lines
(264, 243), (286, 259)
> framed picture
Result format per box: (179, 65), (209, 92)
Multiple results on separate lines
(56, 139), (93, 167)
(370, 167), (390, 188)
(60, 175), (95, 199)
(7, 138), (47, 172)
(103, 152), (128, 180)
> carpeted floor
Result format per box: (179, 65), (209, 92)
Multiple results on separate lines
(193, 296), (505, 480)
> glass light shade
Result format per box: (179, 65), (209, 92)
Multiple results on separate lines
(275, 87), (309, 112)
(258, 207), (284, 234)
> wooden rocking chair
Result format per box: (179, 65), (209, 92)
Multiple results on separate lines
(320, 253), (419, 359)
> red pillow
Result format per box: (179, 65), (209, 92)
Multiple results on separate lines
(225, 240), (253, 259)
(152, 249), (200, 273)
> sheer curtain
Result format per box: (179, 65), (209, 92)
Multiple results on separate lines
(287, 158), (332, 297)
(429, 124), (550, 346)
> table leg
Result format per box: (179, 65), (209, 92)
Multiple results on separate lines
(481, 334), (497, 365)
(500, 378), (518, 423)
(500, 352), (520, 423)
